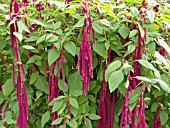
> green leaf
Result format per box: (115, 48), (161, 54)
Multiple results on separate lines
(58, 79), (68, 92)
(47, 35), (58, 42)
(129, 87), (143, 111)
(48, 49), (60, 66)
(84, 118), (92, 128)
(52, 118), (63, 125)
(138, 59), (160, 78)
(151, 79), (170, 93)
(74, 18), (85, 28)
(129, 30), (138, 38)
(58, 102), (66, 115)
(29, 71), (39, 85)
(124, 44), (136, 57)
(46, 34), (53, 40)
(118, 82), (126, 94)
(70, 98), (79, 109)
(125, 79), (130, 88)
(2, 79), (13, 97)
(88, 95), (96, 103)
(99, 19), (111, 27)
(41, 111), (50, 128)
(35, 90), (43, 101)
(36, 35), (46, 45)
(54, 22), (61, 30)
(56, 29), (63, 35)
(138, 60), (155, 70)
(0, 40), (7, 52)
(99, 5), (119, 21)
(6, 119), (16, 124)
(71, 90), (82, 97)
(59, 125), (66, 128)
(13, 32), (22, 42)
(147, 10), (155, 23)
(52, 100), (63, 112)
(0, 92), (5, 104)
(69, 119), (77, 128)
(136, 76), (151, 82)
(92, 22), (103, 34)
(118, 26), (130, 39)
(49, 96), (65, 106)
(34, 75), (48, 93)
(147, 41), (156, 54)
(151, 103), (157, 112)
(109, 70), (124, 92)
(105, 60), (121, 81)
(17, 20), (30, 33)
(93, 42), (107, 58)
(156, 38), (170, 55)
(130, 7), (139, 17)
(30, 19), (46, 27)
(154, 51), (169, 69)
(88, 114), (101, 120)
(70, 107), (78, 117)
(64, 41), (76, 56)
(136, 22), (144, 37)
(22, 45), (35, 50)
(110, 44), (122, 56)
(68, 71), (81, 94)
(27, 55), (41, 64)
(159, 110), (168, 125)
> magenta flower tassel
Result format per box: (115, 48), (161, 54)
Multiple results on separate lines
(1, 102), (9, 126)
(151, 108), (161, 128)
(77, 29), (93, 96)
(137, 86), (146, 128)
(9, 1), (29, 128)
(66, 97), (72, 119)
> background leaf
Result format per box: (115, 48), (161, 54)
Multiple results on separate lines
(109, 70), (124, 92)
(41, 111), (50, 128)
(48, 49), (60, 66)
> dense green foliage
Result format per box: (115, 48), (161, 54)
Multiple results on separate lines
(0, 0), (170, 128)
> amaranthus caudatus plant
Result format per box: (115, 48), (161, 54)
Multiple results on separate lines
(0, 0), (170, 127)
(9, 0), (28, 127)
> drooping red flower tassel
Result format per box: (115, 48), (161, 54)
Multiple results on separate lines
(9, 1), (29, 128)
(97, 67), (108, 128)
(137, 86), (146, 128)
(1, 102), (9, 126)
(151, 108), (161, 128)
(77, 29), (93, 96)
(16, 65), (28, 128)
(48, 46), (67, 127)
(48, 63), (60, 128)
(66, 97), (72, 119)
(130, 26), (146, 128)
(56, 48), (67, 86)
(118, 88), (131, 128)
(111, 92), (116, 128)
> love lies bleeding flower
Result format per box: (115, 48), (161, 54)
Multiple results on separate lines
(77, 29), (93, 96)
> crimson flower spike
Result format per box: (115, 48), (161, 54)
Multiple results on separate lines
(77, 0), (94, 96)
(77, 29), (93, 96)
(151, 108), (161, 128)
(97, 67), (107, 128)
(9, 1), (28, 128)
(137, 85), (146, 128)
(83, 0), (96, 47)
(1, 102), (9, 125)
(48, 62), (60, 128)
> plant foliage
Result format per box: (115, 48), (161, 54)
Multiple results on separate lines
(0, 0), (170, 128)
